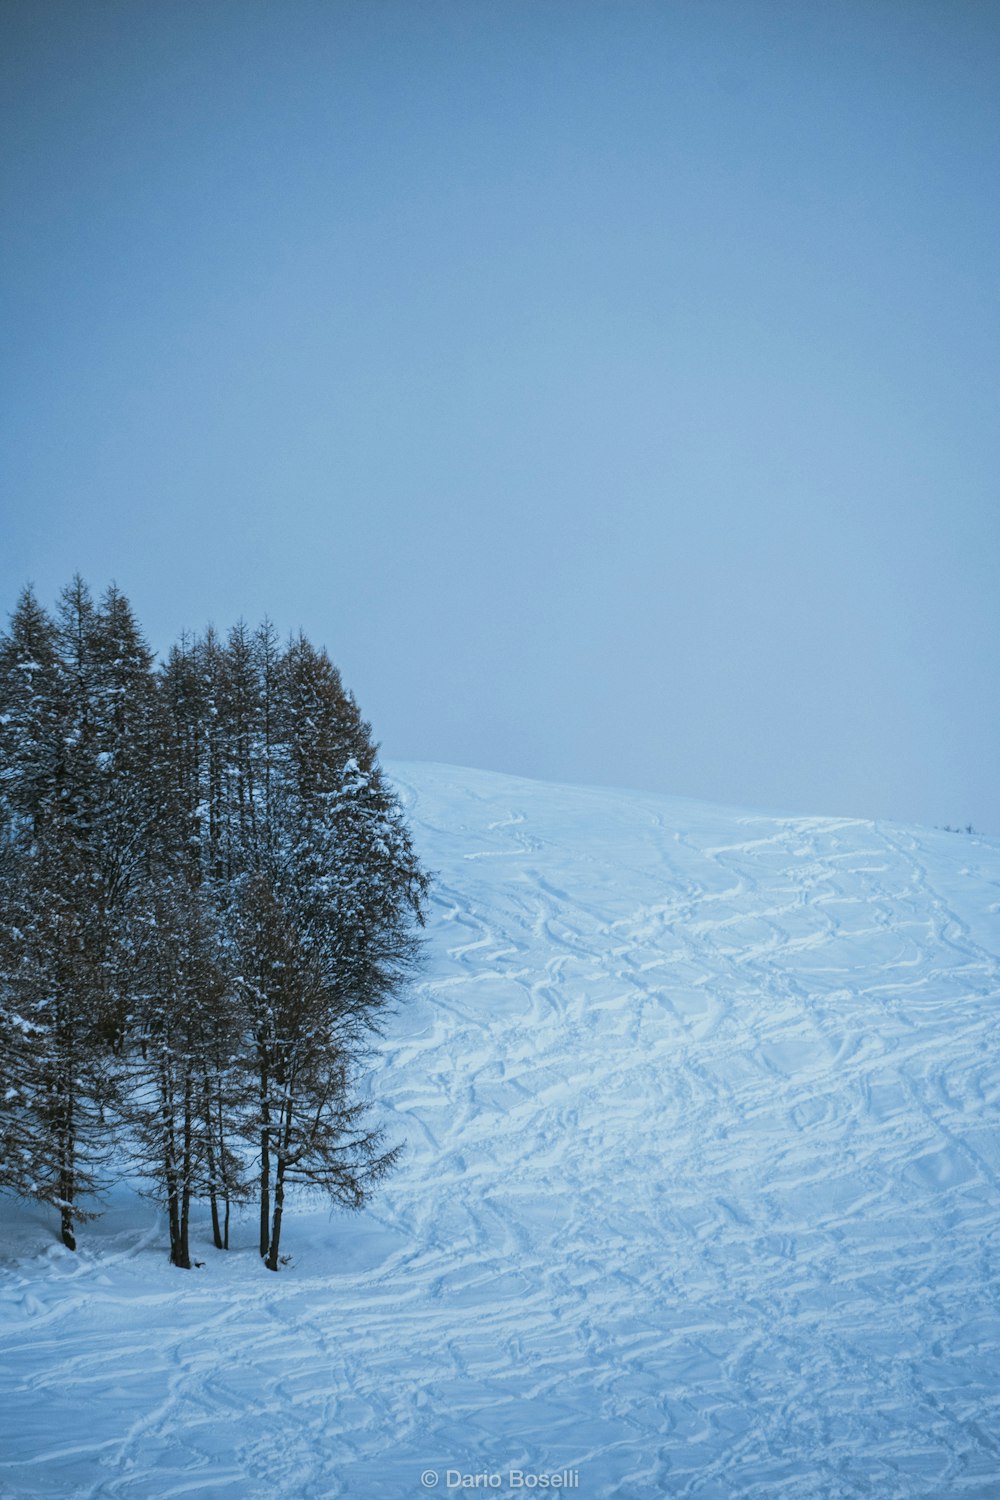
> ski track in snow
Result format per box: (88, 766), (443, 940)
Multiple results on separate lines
(2, 762), (1000, 1498)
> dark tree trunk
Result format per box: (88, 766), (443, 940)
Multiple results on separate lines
(265, 1098), (293, 1272)
(165, 1157), (181, 1265)
(177, 1074), (193, 1269)
(258, 1052), (271, 1258)
(168, 1178), (191, 1268)
(57, 1083), (76, 1250)
(176, 1206), (191, 1266)
(259, 1128), (270, 1258)
(204, 1080), (231, 1251)
(208, 1183), (223, 1251)
(218, 1094), (231, 1249)
(162, 1068), (190, 1269)
(60, 1202), (76, 1252)
(265, 1158), (286, 1272)
(201, 1076), (223, 1249)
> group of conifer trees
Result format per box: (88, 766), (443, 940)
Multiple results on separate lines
(0, 579), (427, 1270)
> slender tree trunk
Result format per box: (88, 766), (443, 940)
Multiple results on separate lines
(218, 1092), (230, 1249)
(165, 1157), (181, 1264)
(259, 1126), (270, 1257)
(208, 1177), (222, 1249)
(203, 1076), (224, 1250)
(265, 1096), (294, 1272)
(258, 1048), (271, 1258)
(51, 1020), (78, 1251)
(265, 1163), (285, 1272)
(161, 1063), (189, 1268)
(177, 1074), (193, 1270)
(208, 1190), (222, 1247)
(59, 1198), (76, 1251)
(57, 1079), (76, 1251)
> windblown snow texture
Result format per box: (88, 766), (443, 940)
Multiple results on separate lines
(1, 763), (999, 1498)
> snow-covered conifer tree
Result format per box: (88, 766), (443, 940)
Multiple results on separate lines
(247, 633), (427, 1269)
(1, 582), (427, 1265)
(0, 582), (122, 1246)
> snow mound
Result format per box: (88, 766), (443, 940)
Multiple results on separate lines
(2, 762), (999, 1498)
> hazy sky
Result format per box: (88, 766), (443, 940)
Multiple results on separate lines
(2, 1), (998, 831)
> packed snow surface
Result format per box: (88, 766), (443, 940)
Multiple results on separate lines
(2, 762), (1000, 1498)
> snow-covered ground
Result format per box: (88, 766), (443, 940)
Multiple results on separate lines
(2, 762), (1000, 1498)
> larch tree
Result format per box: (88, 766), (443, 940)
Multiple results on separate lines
(218, 627), (428, 1269)
(0, 582), (427, 1267)
(0, 581), (138, 1247)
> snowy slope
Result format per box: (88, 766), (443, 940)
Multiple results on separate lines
(2, 762), (1000, 1499)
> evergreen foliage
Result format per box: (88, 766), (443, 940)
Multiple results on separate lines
(0, 582), (427, 1269)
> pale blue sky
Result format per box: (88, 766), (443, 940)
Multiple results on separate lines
(2, 1), (998, 830)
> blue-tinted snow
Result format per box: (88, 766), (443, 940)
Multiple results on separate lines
(1, 762), (999, 1497)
